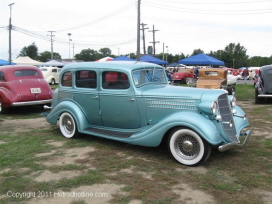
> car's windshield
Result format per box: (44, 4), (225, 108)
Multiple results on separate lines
(132, 67), (167, 87)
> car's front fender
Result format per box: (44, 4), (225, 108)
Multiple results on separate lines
(46, 100), (89, 131)
(130, 111), (222, 147)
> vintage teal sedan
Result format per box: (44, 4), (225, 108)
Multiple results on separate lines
(46, 61), (253, 166)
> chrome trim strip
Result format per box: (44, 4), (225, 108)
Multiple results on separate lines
(258, 95), (272, 98)
(146, 99), (197, 110)
(11, 99), (52, 107)
(218, 127), (253, 152)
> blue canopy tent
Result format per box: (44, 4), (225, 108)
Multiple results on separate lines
(0, 59), (16, 66)
(111, 56), (135, 61)
(178, 53), (224, 66)
(140, 55), (168, 65)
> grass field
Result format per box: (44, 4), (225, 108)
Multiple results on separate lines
(0, 84), (271, 204)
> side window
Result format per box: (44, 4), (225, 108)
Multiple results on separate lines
(102, 71), (129, 89)
(52, 69), (57, 73)
(76, 70), (97, 88)
(0, 72), (4, 81)
(62, 71), (72, 87)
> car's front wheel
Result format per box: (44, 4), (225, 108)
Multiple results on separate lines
(168, 128), (211, 166)
(59, 112), (79, 138)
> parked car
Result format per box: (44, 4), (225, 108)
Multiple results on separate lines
(45, 61), (252, 166)
(40, 66), (61, 84)
(0, 65), (53, 113)
(172, 68), (194, 84)
(255, 65), (272, 103)
(227, 70), (239, 86)
(196, 68), (236, 95)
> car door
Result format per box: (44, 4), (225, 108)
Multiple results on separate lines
(72, 70), (103, 126)
(99, 71), (141, 129)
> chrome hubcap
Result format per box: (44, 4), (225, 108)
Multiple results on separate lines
(176, 135), (200, 159)
(63, 116), (74, 134)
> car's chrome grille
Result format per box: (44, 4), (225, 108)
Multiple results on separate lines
(147, 99), (197, 110)
(218, 94), (239, 142)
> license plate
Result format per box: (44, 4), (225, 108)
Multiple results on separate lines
(30, 88), (41, 94)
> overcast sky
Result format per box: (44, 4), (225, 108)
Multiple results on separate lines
(0, 0), (271, 61)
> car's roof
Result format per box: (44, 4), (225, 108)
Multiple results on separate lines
(260, 65), (272, 72)
(62, 61), (163, 72)
(0, 65), (39, 72)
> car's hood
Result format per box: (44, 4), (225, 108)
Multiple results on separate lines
(141, 85), (225, 101)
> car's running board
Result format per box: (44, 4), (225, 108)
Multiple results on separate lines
(83, 127), (138, 138)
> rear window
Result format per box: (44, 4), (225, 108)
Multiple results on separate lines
(205, 71), (218, 76)
(62, 71), (72, 87)
(14, 70), (39, 77)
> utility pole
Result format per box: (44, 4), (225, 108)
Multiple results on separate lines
(8, 3), (15, 65)
(149, 25), (159, 55)
(73, 43), (75, 60)
(68, 33), (72, 60)
(140, 23), (148, 55)
(136, 0), (141, 61)
(48, 31), (55, 60)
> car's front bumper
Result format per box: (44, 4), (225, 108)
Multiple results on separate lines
(218, 127), (253, 152)
(12, 99), (52, 107)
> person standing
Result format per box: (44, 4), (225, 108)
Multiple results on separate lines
(242, 67), (249, 84)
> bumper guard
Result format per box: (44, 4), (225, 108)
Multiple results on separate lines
(218, 127), (254, 152)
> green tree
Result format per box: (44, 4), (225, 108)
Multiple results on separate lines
(18, 42), (39, 60)
(99, 47), (112, 56)
(191, 49), (204, 56)
(38, 51), (62, 62)
(248, 56), (272, 67)
(74, 48), (100, 61)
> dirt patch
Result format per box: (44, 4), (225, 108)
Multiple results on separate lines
(36, 146), (96, 167)
(33, 170), (87, 182)
(172, 183), (216, 204)
(0, 117), (48, 134)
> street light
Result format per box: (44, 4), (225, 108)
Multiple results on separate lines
(8, 3), (15, 65)
(68, 33), (71, 60)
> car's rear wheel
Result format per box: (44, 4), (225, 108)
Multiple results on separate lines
(168, 128), (211, 166)
(182, 77), (187, 84)
(255, 87), (263, 104)
(0, 98), (9, 114)
(59, 112), (79, 138)
(50, 78), (55, 85)
(227, 85), (236, 95)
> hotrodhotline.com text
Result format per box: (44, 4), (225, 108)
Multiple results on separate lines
(6, 191), (108, 199)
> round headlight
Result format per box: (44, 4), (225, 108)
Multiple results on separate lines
(211, 101), (218, 115)
(230, 96), (236, 107)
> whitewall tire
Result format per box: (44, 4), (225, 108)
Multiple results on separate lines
(168, 128), (211, 166)
(59, 112), (79, 138)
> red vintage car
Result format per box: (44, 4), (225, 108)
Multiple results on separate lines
(172, 68), (194, 84)
(0, 65), (53, 113)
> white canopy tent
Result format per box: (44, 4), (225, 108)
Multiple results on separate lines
(38, 60), (65, 67)
(12, 56), (42, 65)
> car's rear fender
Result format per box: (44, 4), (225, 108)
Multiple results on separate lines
(0, 89), (12, 107)
(46, 100), (89, 130)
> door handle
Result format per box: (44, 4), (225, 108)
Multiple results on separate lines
(130, 98), (135, 101)
(93, 96), (99, 99)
